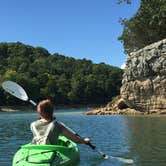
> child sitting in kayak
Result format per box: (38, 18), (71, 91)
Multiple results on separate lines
(30, 99), (90, 145)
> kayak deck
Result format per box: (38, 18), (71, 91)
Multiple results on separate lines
(12, 136), (80, 166)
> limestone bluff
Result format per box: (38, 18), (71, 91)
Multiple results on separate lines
(86, 38), (166, 115)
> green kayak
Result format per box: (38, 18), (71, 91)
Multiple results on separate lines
(12, 136), (80, 166)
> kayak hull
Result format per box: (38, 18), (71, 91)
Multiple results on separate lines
(12, 136), (80, 166)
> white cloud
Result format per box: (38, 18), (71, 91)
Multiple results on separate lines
(120, 62), (126, 69)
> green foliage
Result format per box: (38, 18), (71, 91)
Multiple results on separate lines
(119, 0), (166, 54)
(0, 42), (123, 106)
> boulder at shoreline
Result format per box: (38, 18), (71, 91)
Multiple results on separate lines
(85, 96), (166, 115)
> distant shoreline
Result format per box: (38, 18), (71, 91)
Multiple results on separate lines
(0, 104), (101, 112)
(0, 106), (32, 112)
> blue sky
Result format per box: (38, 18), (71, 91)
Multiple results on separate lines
(0, 0), (140, 68)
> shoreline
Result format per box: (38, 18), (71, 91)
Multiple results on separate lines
(85, 96), (166, 116)
(85, 107), (166, 116)
(1, 105), (166, 116)
(0, 106), (32, 112)
(0, 104), (100, 112)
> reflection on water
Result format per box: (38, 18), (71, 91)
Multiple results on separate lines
(124, 116), (166, 166)
(0, 110), (166, 166)
(0, 112), (33, 166)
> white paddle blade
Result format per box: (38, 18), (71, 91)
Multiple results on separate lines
(2, 81), (28, 101)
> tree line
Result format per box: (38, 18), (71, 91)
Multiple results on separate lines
(0, 42), (123, 106)
(118, 0), (166, 54)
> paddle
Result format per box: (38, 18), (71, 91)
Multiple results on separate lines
(86, 142), (108, 159)
(2, 81), (37, 106)
(1, 80), (134, 164)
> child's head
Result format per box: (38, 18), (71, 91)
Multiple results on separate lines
(37, 99), (54, 120)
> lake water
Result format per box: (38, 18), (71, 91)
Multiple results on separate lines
(0, 108), (166, 166)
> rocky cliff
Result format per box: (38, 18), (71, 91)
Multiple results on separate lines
(86, 39), (166, 115)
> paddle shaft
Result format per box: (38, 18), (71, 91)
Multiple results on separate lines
(75, 133), (108, 159)
(86, 142), (108, 159)
(29, 99), (37, 106)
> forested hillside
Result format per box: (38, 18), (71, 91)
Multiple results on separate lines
(0, 42), (123, 106)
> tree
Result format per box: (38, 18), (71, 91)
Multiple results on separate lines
(0, 42), (123, 106)
(119, 0), (166, 54)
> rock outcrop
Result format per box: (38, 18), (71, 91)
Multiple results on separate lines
(121, 39), (166, 113)
(86, 38), (166, 115)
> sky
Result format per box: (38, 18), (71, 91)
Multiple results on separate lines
(0, 0), (140, 68)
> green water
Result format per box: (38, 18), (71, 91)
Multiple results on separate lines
(0, 109), (166, 166)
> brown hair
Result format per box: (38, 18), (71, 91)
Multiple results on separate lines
(37, 99), (54, 120)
